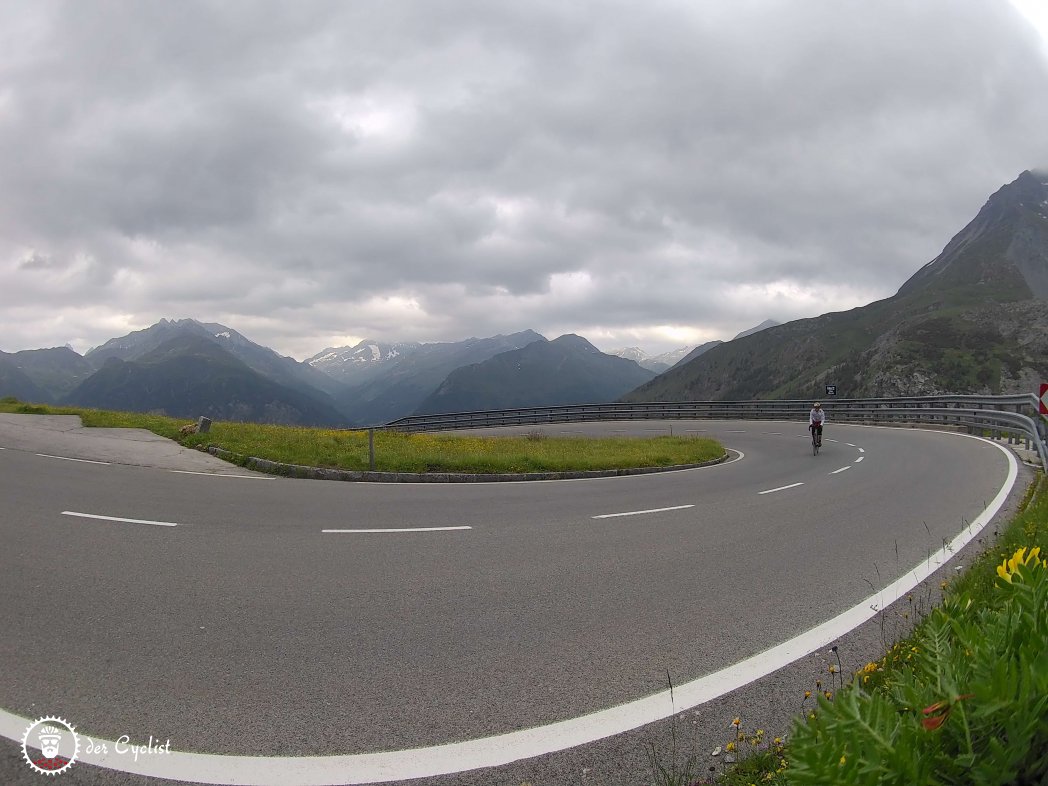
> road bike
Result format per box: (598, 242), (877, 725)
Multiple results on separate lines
(811, 425), (822, 456)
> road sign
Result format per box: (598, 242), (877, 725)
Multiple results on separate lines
(825, 385), (837, 397)
(1040, 383), (1048, 415)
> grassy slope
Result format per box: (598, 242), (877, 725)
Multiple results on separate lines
(0, 399), (723, 473)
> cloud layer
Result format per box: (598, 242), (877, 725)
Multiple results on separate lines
(2, 0), (1047, 358)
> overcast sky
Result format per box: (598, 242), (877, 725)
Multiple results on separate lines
(2, 1), (1047, 360)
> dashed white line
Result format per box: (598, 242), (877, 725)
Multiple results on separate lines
(831, 466), (851, 475)
(758, 482), (804, 495)
(855, 456), (865, 463)
(592, 505), (694, 520)
(322, 526), (472, 534)
(36, 453), (110, 465)
(857, 447), (865, 453)
(61, 511), (178, 527)
(170, 470), (275, 480)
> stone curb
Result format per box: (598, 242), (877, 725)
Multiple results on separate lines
(204, 445), (730, 482)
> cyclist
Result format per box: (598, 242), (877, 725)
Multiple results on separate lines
(809, 402), (826, 447)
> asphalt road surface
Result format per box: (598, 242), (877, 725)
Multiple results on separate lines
(0, 414), (1027, 785)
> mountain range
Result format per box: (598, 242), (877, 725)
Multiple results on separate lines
(0, 322), (664, 426)
(2, 171), (1045, 424)
(416, 334), (656, 414)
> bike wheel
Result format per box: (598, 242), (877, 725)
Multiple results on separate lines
(812, 435), (819, 456)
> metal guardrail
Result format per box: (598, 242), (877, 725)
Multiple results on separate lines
(382, 394), (1047, 472)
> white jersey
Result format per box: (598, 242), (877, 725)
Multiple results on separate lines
(809, 408), (826, 426)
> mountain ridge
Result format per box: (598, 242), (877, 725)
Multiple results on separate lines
(415, 334), (656, 415)
(624, 170), (1048, 402)
(65, 334), (348, 426)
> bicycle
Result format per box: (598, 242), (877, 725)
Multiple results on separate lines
(810, 424), (822, 456)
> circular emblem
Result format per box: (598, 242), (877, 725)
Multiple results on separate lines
(21, 716), (80, 775)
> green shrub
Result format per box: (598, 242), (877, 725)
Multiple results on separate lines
(788, 548), (1048, 785)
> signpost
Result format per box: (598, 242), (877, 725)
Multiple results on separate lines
(825, 384), (838, 397)
(1040, 382), (1048, 415)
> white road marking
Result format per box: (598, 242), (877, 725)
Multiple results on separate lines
(764, 432), (782, 435)
(170, 470), (275, 480)
(322, 526), (472, 534)
(845, 443), (856, 447)
(831, 466), (851, 475)
(61, 511), (178, 527)
(857, 447), (865, 453)
(592, 505), (694, 519)
(725, 429), (747, 433)
(36, 453), (110, 465)
(758, 482), (804, 495)
(855, 456), (865, 463)
(0, 437), (1018, 786)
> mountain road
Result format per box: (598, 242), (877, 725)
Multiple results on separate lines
(0, 415), (1024, 785)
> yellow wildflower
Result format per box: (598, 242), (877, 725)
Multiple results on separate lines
(997, 546), (1044, 583)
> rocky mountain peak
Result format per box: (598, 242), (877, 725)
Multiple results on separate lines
(897, 171), (1048, 301)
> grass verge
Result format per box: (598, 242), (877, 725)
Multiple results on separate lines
(690, 474), (1048, 785)
(0, 399), (724, 474)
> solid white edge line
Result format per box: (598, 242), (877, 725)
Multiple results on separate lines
(170, 470), (275, 480)
(592, 504), (694, 519)
(758, 482), (804, 495)
(1, 435), (1015, 786)
(831, 466), (851, 475)
(322, 527), (472, 533)
(61, 511), (178, 527)
(36, 453), (111, 465)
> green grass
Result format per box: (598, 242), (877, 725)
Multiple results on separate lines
(0, 399), (724, 474)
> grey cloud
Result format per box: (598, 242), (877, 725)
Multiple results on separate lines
(1, 0), (1047, 358)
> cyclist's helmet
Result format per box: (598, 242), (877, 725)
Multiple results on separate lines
(813, 402), (822, 409)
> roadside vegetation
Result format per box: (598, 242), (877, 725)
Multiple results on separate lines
(0, 398), (724, 474)
(665, 475), (1047, 786)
